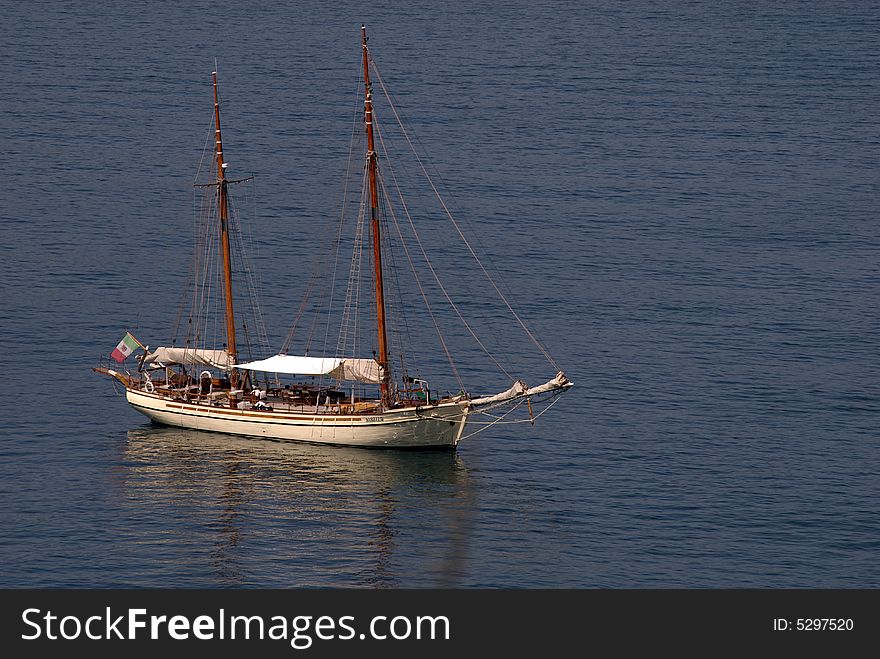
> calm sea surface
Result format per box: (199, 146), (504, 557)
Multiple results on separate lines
(1, 1), (877, 587)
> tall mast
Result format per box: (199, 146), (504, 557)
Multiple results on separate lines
(362, 25), (391, 406)
(213, 70), (238, 377)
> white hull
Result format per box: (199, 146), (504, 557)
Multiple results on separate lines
(125, 389), (470, 448)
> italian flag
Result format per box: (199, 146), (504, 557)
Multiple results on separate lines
(110, 332), (143, 362)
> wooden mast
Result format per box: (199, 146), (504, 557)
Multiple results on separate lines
(212, 70), (238, 387)
(362, 25), (392, 406)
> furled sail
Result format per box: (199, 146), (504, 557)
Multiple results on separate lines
(143, 347), (234, 370)
(470, 380), (528, 407)
(236, 354), (384, 384)
(525, 371), (572, 397)
(470, 372), (572, 408)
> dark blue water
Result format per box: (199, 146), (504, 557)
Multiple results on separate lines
(2, 1), (877, 587)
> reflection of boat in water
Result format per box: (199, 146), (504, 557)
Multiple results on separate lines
(121, 424), (473, 586)
(95, 26), (571, 448)
(124, 424), (468, 486)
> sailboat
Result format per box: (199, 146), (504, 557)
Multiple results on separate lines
(95, 26), (572, 448)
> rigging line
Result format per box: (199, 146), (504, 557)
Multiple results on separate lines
(339, 163), (368, 353)
(379, 209), (403, 383)
(193, 110), (216, 186)
(228, 187), (271, 353)
(196, 196), (206, 351)
(281, 244), (325, 353)
(206, 193), (220, 354)
(336, 171), (360, 353)
(304, 75), (365, 360)
(206, 206), (220, 358)
(283, 277), (316, 353)
(352, 181), (368, 361)
(246, 177), (271, 352)
(185, 189), (205, 346)
(282, 77), (363, 355)
(336, 93), (366, 356)
(470, 398), (526, 421)
(228, 202), (253, 360)
(456, 399), (525, 441)
(382, 207), (417, 382)
(312, 157), (363, 358)
(206, 190), (219, 352)
(381, 211), (413, 385)
(375, 169), (465, 390)
(336, 174), (367, 360)
(174, 190), (202, 343)
(370, 58), (561, 372)
(230, 182), (267, 351)
(368, 70), (516, 375)
(203, 191), (221, 356)
(353, 185), (365, 359)
(372, 114), (513, 382)
(375, 129), (440, 386)
(305, 179), (344, 356)
(192, 188), (215, 349)
(376, 180), (418, 388)
(472, 388), (565, 417)
(386, 124), (520, 379)
(369, 67), (512, 305)
(468, 395), (564, 427)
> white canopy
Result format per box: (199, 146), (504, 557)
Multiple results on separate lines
(143, 347), (233, 370)
(235, 354), (384, 384)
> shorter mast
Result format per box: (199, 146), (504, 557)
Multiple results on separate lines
(362, 25), (392, 407)
(213, 70), (238, 383)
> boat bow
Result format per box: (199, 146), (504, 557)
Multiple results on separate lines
(95, 28), (573, 449)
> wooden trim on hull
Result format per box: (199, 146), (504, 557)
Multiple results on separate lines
(125, 389), (470, 448)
